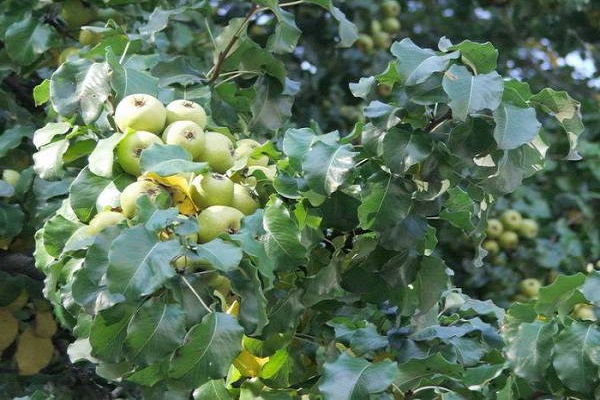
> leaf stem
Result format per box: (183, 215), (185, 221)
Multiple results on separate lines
(181, 275), (212, 313)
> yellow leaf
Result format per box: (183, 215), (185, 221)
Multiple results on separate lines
(226, 300), (240, 317)
(144, 173), (198, 215)
(232, 349), (269, 377)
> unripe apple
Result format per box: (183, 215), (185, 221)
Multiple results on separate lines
(382, 17), (401, 33)
(162, 121), (205, 159)
(485, 218), (504, 239)
(196, 131), (235, 173)
(78, 28), (101, 46)
(498, 231), (519, 250)
(373, 31), (391, 49)
(116, 130), (163, 176)
(356, 34), (375, 53)
(573, 303), (597, 321)
(231, 184), (259, 215)
(114, 94), (166, 134)
(190, 173), (234, 209)
(234, 139), (269, 167)
(370, 21), (382, 34)
(519, 218), (539, 239)
(197, 206), (244, 243)
(381, 0), (401, 17)
(58, 47), (79, 64)
(2, 169), (20, 187)
(172, 255), (211, 271)
(482, 239), (500, 256)
(61, 0), (96, 28)
(520, 278), (541, 298)
(120, 180), (170, 218)
(87, 211), (126, 234)
(166, 100), (207, 129)
(500, 209), (523, 231)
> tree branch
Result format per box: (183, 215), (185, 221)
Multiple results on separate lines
(0, 251), (44, 280)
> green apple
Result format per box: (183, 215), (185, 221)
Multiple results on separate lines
(518, 219), (539, 239)
(116, 130), (163, 176)
(58, 47), (79, 64)
(166, 100), (207, 128)
(120, 180), (170, 217)
(500, 209), (523, 231)
(573, 304), (597, 321)
(382, 17), (401, 33)
(2, 169), (20, 187)
(172, 255), (211, 271)
(114, 94), (166, 134)
(78, 28), (101, 46)
(197, 131), (235, 173)
(381, 0), (401, 17)
(197, 205), (244, 243)
(373, 31), (391, 49)
(61, 0), (96, 28)
(520, 278), (541, 298)
(234, 139), (269, 167)
(190, 173), (234, 209)
(498, 231), (519, 250)
(87, 211), (126, 234)
(231, 184), (259, 215)
(485, 218), (504, 239)
(162, 120), (205, 159)
(482, 240), (500, 256)
(370, 21), (382, 34)
(356, 34), (374, 53)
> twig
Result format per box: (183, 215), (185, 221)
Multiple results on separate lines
(180, 275), (212, 313)
(424, 109), (452, 132)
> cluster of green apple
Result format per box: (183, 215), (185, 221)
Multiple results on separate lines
(355, 0), (401, 52)
(0, 289), (57, 376)
(87, 93), (272, 249)
(483, 209), (539, 258)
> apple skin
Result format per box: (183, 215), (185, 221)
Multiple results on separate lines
(61, 0), (96, 28)
(382, 17), (401, 33)
(573, 304), (597, 321)
(500, 209), (523, 231)
(381, 0), (401, 17)
(116, 130), (163, 176)
(120, 180), (170, 217)
(234, 139), (269, 167)
(172, 255), (212, 271)
(79, 28), (101, 46)
(197, 205), (244, 243)
(162, 120), (205, 159)
(520, 278), (541, 298)
(482, 240), (500, 256)
(196, 131), (235, 173)
(373, 31), (391, 49)
(519, 218), (539, 239)
(190, 173), (234, 209)
(166, 100), (207, 129)
(498, 231), (519, 250)
(114, 94), (166, 134)
(87, 211), (126, 234)
(2, 169), (20, 187)
(356, 34), (374, 53)
(231, 184), (259, 215)
(485, 218), (504, 239)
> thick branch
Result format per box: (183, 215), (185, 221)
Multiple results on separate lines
(0, 251), (44, 280)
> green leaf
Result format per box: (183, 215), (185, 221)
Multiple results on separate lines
(439, 187), (475, 231)
(414, 256), (450, 313)
(552, 321), (600, 395)
(358, 172), (412, 231)
(106, 226), (179, 300)
(0, 126), (30, 158)
(125, 298), (186, 365)
(0, 203), (25, 240)
(33, 79), (50, 106)
(493, 104), (541, 150)
(283, 128), (316, 171)
(263, 198), (307, 271)
(33, 139), (69, 180)
(193, 380), (232, 400)
(391, 38), (459, 86)
(169, 312), (244, 388)
(88, 132), (125, 178)
(139, 143), (208, 176)
(349, 77), (376, 99)
(193, 239), (243, 273)
(319, 352), (398, 400)
(250, 77), (293, 132)
(5, 16), (53, 65)
(227, 262), (268, 335)
(382, 127), (432, 174)
(90, 305), (135, 363)
(442, 65), (503, 121)
(256, 1), (302, 53)
(582, 272), (600, 305)
(534, 273), (586, 316)
(450, 40), (498, 74)
(505, 320), (557, 384)
(302, 141), (357, 196)
(395, 353), (463, 390)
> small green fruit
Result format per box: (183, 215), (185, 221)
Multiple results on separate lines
(370, 20), (382, 34)
(520, 278), (541, 298)
(231, 184), (259, 215)
(120, 180), (170, 218)
(356, 34), (374, 53)
(58, 47), (79, 64)
(162, 120), (205, 159)
(381, 0), (401, 17)
(482, 240), (500, 256)
(166, 100), (207, 129)
(172, 255), (211, 271)
(190, 173), (234, 209)
(78, 28), (101, 46)
(573, 303), (597, 321)
(196, 131), (235, 173)
(197, 206), (244, 243)
(234, 139), (269, 167)
(87, 211), (126, 234)
(114, 94), (167, 134)
(500, 209), (523, 231)
(519, 218), (539, 239)
(116, 130), (163, 176)
(373, 31), (391, 49)
(485, 218), (504, 239)
(61, 0), (96, 28)
(2, 169), (20, 187)
(382, 17), (401, 33)
(498, 231), (519, 250)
